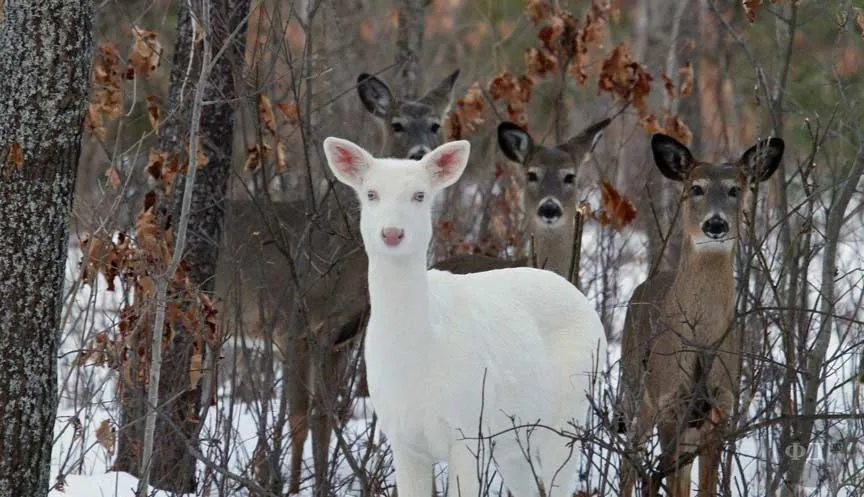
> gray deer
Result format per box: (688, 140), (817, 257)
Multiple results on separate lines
(496, 118), (612, 278)
(618, 134), (783, 497)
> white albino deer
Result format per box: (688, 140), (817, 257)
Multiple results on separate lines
(216, 68), (525, 496)
(496, 118), (612, 278)
(618, 134), (784, 497)
(322, 137), (607, 497)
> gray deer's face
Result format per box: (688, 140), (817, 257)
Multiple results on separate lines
(357, 70), (459, 160)
(650, 134), (784, 252)
(497, 119), (611, 231)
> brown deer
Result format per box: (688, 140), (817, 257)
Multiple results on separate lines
(216, 69), (530, 496)
(617, 134), (783, 497)
(496, 118), (612, 278)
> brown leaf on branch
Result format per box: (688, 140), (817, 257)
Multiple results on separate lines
(95, 419), (115, 453)
(145, 96), (160, 132)
(126, 27), (162, 79)
(526, 48), (558, 77)
(277, 102), (300, 124)
(598, 44), (653, 117)
(679, 63), (694, 97)
(857, 11), (864, 38)
(446, 83), (485, 140)
(661, 74), (675, 99)
(258, 95), (277, 135)
(92, 42), (123, 119)
(276, 140), (288, 170)
(743, 0), (761, 23)
(84, 104), (105, 139)
(538, 15), (566, 53)
(596, 180), (637, 231)
(525, 0), (550, 23)
(244, 143), (271, 171)
(664, 114), (693, 145)
(106, 167), (121, 188)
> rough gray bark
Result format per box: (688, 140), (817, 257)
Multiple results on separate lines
(114, 0), (250, 491)
(394, 0), (426, 99)
(0, 0), (93, 496)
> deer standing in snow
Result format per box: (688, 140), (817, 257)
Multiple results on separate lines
(216, 69), (527, 495)
(618, 134), (783, 497)
(323, 137), (607, 497)
(496, 118), (612, 278)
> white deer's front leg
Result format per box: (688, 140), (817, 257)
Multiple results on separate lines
(391, 443), (434, 497)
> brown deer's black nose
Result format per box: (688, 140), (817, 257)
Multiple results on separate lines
(409, 151), (426, 160)
(702, 216), (729, 239)
(537, 201), (563, 222)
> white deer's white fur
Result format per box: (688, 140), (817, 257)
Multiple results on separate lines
(323, 137), (607, 497)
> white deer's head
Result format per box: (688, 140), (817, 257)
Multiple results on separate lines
(323, 138), (471, 256)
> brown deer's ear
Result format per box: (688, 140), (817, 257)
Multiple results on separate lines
(651, 134), (695, 181)
(357, 73), (394, 118)
(739, 137), (784, 183)
(420, 69), (460, 116)
(497, 122), (534, 165)
(558, 117), (612, 160)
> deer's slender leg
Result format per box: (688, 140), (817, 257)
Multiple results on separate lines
(286, 334), (312, 495)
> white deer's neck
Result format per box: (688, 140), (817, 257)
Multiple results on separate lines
(366, 251), (431, 333)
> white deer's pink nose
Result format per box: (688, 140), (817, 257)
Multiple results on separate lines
(381, 227), (405, 247)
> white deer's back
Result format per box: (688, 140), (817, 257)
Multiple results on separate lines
(365, 266), (605, 459)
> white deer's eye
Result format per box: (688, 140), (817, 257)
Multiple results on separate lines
(367, 190), (379, 201)
(412, 192), (425, 202)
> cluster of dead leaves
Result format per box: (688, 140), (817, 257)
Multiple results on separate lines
(85, 28), (163, 140)
(489, 72), (534, 129)
(445, 83), (486, 140)
(247, 94), (296, 171)
(525, 0), (615, 84)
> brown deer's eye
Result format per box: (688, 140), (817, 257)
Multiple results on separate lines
(689, 185), (705, 197)
(391, 122), (405, 133)
(430, 123), (441, 133)
(728, 186), (740, 198)
(563, 173), (576, 184)
(526, 171), (539, 182)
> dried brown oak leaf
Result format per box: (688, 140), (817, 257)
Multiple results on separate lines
(277, 102), (300, 124)
(146, 95), (160, 132)
(598, 44), (653, 117)
(95, 419), (115, 453)
(597, 180), (637, 231)
(126, 27), (162, 79)
(679, 63), (694, 97)
(664, 114), (693, 146)
(258, 94), (277, 135)
(743, 0), (761, 23)
(526, 47), (558, 77)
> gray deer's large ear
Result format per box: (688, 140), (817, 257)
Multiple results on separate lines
(497, 122), (534, 165)
(420, 69), (460, 116)
(739, 137), (784, 183)
(651, 134), (695, 181)
(558, 117), (612, 160)
(357, 73), (394, 118)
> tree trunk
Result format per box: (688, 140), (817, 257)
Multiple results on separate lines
(395, 0), (426, 99)
(0, 0), (93, 496)
(114, 0), (250, 491)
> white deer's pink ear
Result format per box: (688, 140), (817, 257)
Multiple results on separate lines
(424, 140), (470, 190)
(323, 137), (373, 189)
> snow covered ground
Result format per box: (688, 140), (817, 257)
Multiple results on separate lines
(51, 198), (864, 497)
